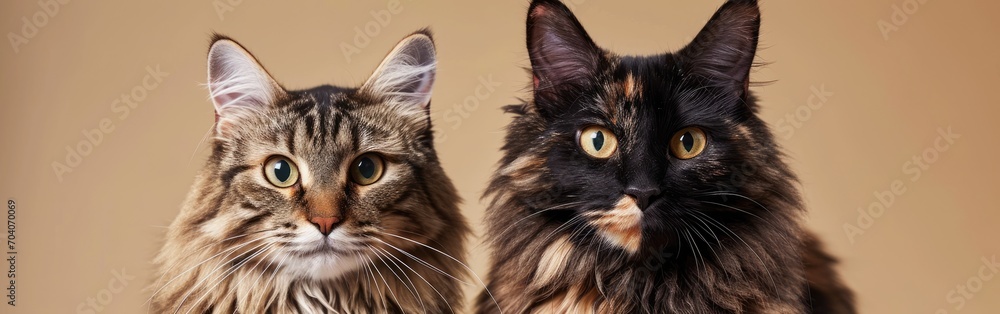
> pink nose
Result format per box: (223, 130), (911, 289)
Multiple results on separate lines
(310, 216), (341, 236)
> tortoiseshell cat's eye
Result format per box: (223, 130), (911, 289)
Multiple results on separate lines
(263, 156), (300, 188)
(670, 127), (707, 159)
(578, 125), (618, 159)
(350, 153), (385, 185)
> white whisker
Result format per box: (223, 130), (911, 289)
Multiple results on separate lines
(146, 232), (267, 312)
(370, 245), (425, 313)
(364, 252), (398, 310)
(375, 246), (453, 313)
(185, 242), (274, 314)
(174, 239), (271, 313)
(260, 253), (291, 311)
(373, 238), (470, 285)
(229, 245), (278, 314)
(380, 232), (504, 314)
(357, 251), (385, 309)
(690, 210), (778, 294)
(495, 201), (586, 238)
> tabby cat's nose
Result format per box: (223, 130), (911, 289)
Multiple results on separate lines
(310, 216), (342, 236)
(625, 186), (661, 210)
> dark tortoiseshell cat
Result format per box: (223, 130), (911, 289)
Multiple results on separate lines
(477, 0), (855, 313)
(150, 31), (471, 313)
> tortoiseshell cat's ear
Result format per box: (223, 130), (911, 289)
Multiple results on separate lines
(679, 0), (760, 96)
(206, 35), (287, 134)
(526, 0), (603, 114)
(362, 31), (436, 122)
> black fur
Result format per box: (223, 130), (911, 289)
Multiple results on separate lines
(477, 1), (855, 313)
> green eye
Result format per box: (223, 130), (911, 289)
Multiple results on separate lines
(350, 153), (385, 186)
(578, 125), (618, 159)
(264, 156), (299, 188)
(670, 127), (707, 159)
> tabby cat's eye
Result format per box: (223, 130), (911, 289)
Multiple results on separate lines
(578, 126), (618, 159)
(350, 153), (385, 186)
(264, 156), (299, 188)
(670, 127), (707, 160)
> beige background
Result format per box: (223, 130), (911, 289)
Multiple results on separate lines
(2, 0), (999, 313)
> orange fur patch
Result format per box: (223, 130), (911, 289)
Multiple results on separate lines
(624, 73), (637, 99)
(586, 196), (642, 253)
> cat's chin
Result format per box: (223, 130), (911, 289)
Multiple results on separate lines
(276, 249), (364, 281)
(274, 227), (368, 280)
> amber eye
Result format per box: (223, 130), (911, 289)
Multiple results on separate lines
(670, 127), (707, 159)
(264, 156), (300, 188)
(578, 126), (618, 159)
(350, 153), (385, 185)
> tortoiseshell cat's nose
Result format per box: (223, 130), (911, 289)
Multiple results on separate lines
(310, 216), (341, 236)
(625, 186), (660, 210)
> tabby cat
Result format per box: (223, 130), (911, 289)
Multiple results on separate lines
(150, 31), (471, 313)
(477, 0), (855, 313)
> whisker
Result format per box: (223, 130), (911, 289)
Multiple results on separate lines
(380, 232), (504, 314)
(495, 201), (586, 238)
(240, 246), (282, 312)
(364, 251), (399, 310)
(229, 245), (278, 314)
(687, 213), (721, 248)
(682, 228), (704, 275)
(690, 210), (778, 294)
(374, 246), (454, 313)
(150, 235), (268, 313)
(260, 253), (291, 311)
(684, 216), (721, 278)
(541, 215), (584, 244)
(352, 252), (366, 307)
(695, 192), (771, 211)
(373, 238), (470, 285)
(369, 245), (425, 313)
(185, 242), (274, 314)
(146, 231), (269, 312)
(174, 239), (271, 313)
(381, 227), (450, 255)
(699, 200), (764, 220)
(379, 248), (429, 312)
(358, 251), (386, 309)
(694, 198), (786, 239)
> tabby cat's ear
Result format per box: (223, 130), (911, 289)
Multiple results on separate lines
(680, 0), (760, 95)
(526, 0), (602, 104)
(361, 31), (436, 118)
(206, 36), (286, 134)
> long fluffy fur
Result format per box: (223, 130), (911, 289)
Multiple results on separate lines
(476, 1), (854, 313)
(150, 31), (471, 313)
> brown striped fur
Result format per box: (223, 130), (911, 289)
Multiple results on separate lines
(150, 31), (471, 313)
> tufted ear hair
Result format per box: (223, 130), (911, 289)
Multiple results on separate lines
(526, 0), (604, 109)
(679, 0), (761, 95)
(206, 35), (286, 135)
(361, 31), (437, 120)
